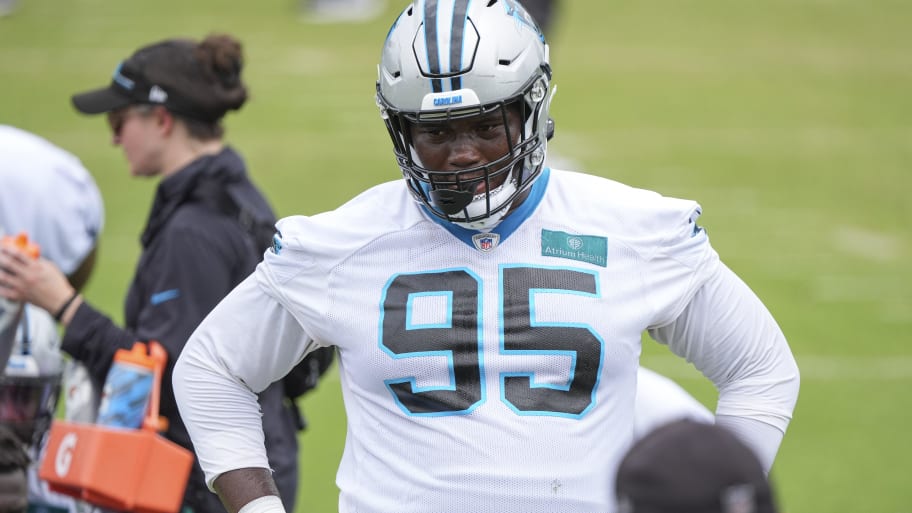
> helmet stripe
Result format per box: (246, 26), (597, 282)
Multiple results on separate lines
(423, 0), (443, 93)
(448, 0), (471, 91)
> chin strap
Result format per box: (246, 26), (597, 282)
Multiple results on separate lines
(429, 188), (475, 216)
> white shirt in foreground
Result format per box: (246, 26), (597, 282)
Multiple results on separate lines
(633, 367), (713, 439)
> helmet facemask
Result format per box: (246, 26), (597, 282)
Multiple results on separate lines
(1, 306), (64, 446)
(377, 0), (553, 231)
(0, 373), (61, 445)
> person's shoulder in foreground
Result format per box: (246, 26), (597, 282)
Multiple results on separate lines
(0, 125), (104, 280)
(616, 419), (779, 513)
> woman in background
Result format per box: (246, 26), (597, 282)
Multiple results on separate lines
(0, 34), (301, 513)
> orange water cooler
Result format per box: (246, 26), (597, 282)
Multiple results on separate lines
(39, 342), (193, 513)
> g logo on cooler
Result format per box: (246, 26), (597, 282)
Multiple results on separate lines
(55, 432), (78, 477)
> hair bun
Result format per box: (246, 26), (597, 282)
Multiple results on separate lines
(197, 34), (244, 89)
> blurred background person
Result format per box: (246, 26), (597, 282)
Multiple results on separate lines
(0, 0), (17, 18)
(0, 304), (75, 512)
(0, 424), (29, 513)
(299, 0), (387, 23)
(1, 123), (104, 427)
(616, 418), (779, 513)
(0, 35), (313, 513)
(0, 125), (103, 301)
(1, 125), (104, 512)
(520, 0), (560, 37)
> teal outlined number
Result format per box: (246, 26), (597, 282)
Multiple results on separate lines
(380, 266), (603, 418)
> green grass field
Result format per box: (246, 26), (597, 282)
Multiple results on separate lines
(2, 0), (910, 511)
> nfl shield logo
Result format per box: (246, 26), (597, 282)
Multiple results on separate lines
(472, 233), (500, 252)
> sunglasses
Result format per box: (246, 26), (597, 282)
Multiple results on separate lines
(107, 105), (153, 137)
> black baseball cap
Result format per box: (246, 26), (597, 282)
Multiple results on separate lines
(615, 419), (778, 513)
(71, 40), (218, 121)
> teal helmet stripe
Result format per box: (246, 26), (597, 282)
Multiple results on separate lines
(423, 0), (443, 92)
(448, 0), (471, 91)
(423, 0), (472, 93)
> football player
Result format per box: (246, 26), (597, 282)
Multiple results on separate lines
(174, 2), (800, 512)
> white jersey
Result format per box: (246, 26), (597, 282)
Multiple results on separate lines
(0, 125), (103, 275)
(175, 169), (799, 513)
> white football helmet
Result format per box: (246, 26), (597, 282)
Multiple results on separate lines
(0, 305), (63, 445)
(377, 0), (554, 230)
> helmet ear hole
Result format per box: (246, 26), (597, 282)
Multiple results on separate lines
(546, 118), (555, 141)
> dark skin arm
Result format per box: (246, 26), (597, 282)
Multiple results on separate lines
(214, 468), (282, 513)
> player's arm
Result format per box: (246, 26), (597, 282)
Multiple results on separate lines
(648, 262), (800, 472)
(214, 468), (284, 513)
(173, 273), (317, 513)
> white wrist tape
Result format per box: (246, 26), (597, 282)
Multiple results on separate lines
(238, 495), (286, 513)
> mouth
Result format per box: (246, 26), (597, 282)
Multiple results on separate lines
(471, 180), (505, 199)
(438, 170), (508, 197)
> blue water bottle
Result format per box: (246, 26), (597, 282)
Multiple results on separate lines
(96, 342), (161, 429)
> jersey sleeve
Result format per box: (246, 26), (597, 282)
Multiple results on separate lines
(643, 200), (720, 328)
(647, 262), (800, 471)
(255, 216), (334, 339)
(173, 272), (322, 487)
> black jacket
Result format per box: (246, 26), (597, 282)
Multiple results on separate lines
(61, 147), (299, 513)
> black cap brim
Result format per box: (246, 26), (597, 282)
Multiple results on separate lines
(71, 86), (134, 115)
